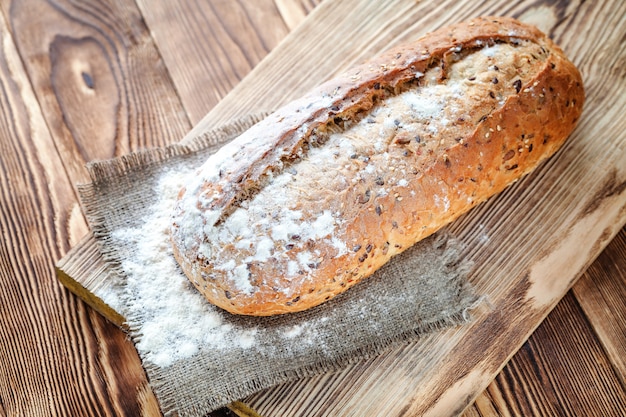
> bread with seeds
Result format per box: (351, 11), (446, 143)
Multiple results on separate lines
(170, 16), (584, 316)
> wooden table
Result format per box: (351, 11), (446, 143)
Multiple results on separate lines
(1, 0), (624, 416)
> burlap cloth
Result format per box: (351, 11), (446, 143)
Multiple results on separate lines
(78, 114), (479, 416)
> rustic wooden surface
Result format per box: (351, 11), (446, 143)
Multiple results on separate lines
(1, 1), (625, 417)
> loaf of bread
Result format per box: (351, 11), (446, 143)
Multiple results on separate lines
(170, 16), (584, 316)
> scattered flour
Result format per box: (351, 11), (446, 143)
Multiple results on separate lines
(283, 325), (303, 339)
(110, 169), (337, 368)
(237, 329), (258, 349)
(111, 169), (261, 367)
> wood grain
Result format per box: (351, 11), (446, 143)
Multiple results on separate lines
(0, 0), (215, 414)
(465, 288), (626, 416)
(135, 0), (321, 124)
(0, 0), (190, 184)
(0, 5), (158, 415)
(573, 228), (626, 386)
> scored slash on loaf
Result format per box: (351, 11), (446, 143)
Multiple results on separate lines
(170, 16), (584, 316)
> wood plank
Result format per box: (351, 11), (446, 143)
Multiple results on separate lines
(0, 0), (191, 185)
(275, 0), (319, 31)
(54, 0), (626, 415)
(573, 227), (626, 386)
(0, 6), (159, 416)
(55, 233), (127, 329)
(135, 0), (321, 124)
(464, 289), (626, 416)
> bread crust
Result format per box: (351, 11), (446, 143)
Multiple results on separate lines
(170, 16), (584, 316)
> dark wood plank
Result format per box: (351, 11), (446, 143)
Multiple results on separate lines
(0, 6), (159, 415)
(0, 0), (191, 185)
(464, 288), (626, 417)
(573, 227), (626, 386)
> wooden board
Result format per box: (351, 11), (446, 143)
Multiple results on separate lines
(9, 3), (624, 416)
